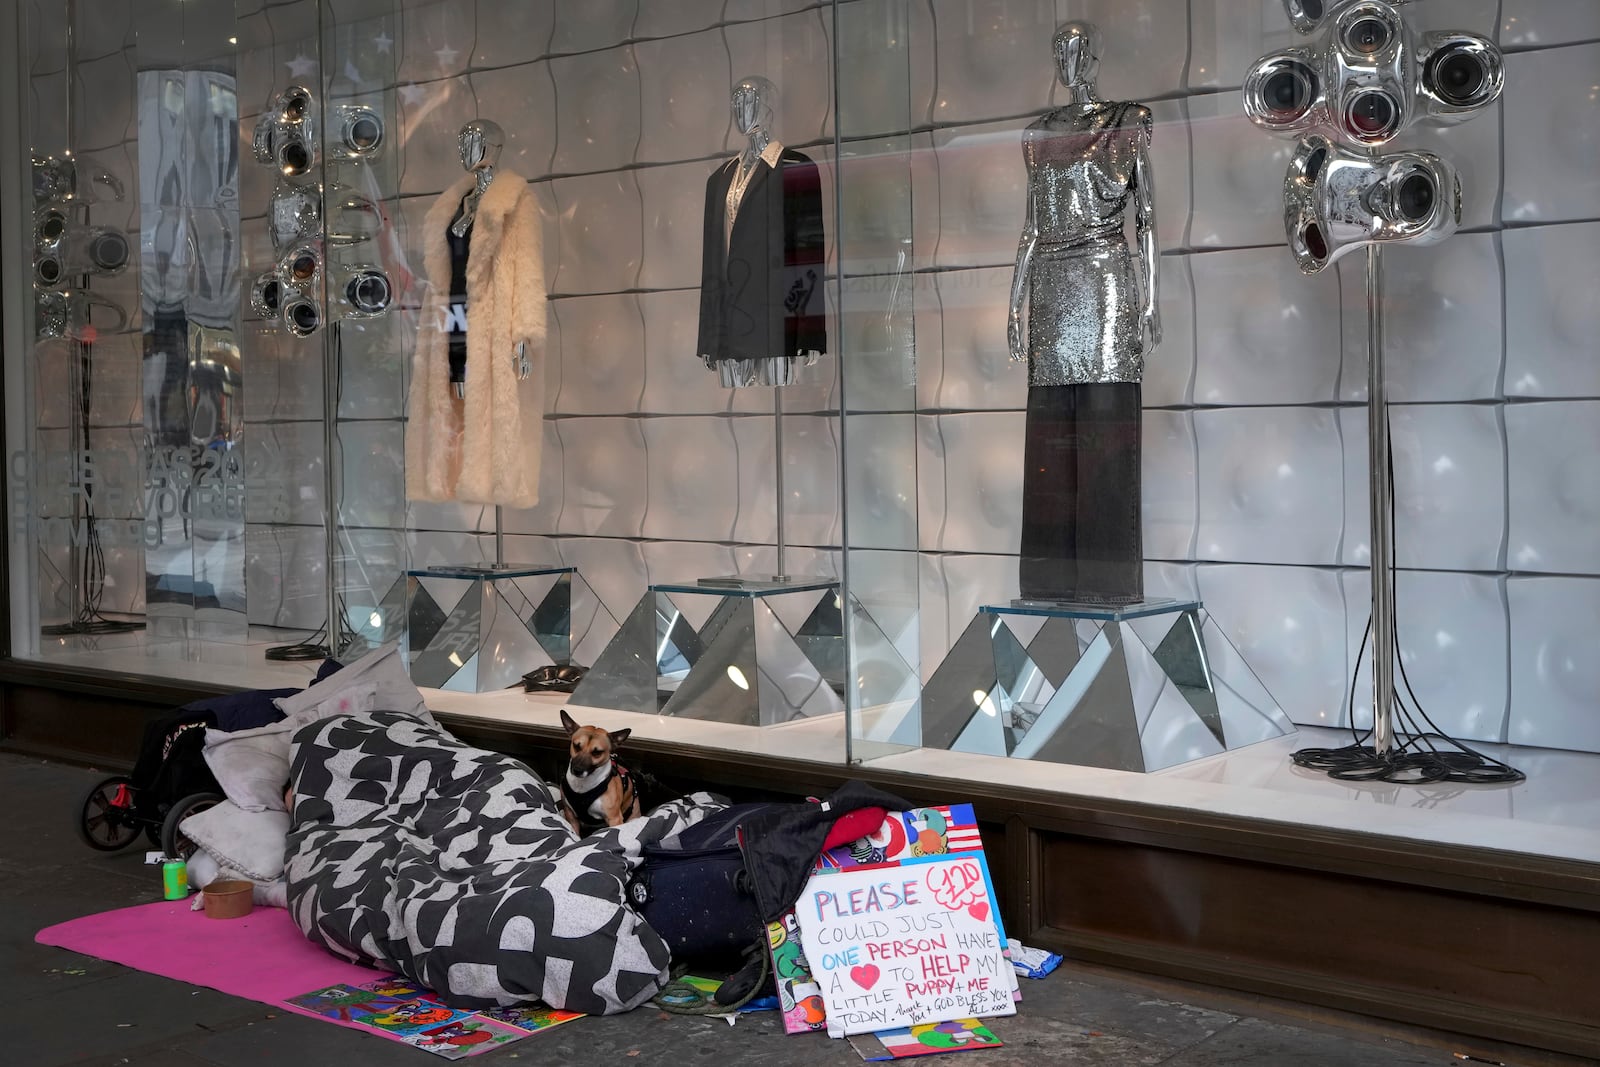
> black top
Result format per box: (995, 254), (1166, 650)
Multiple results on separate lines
(562, 759), (633, 833)
(696, 148), (827, 368)
(446, 198), (472, 384)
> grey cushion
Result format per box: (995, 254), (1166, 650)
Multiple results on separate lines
(203, 729), (292, 813)
(205, 682), (377, 812)
(273, 640), (434, 724)
(181, 799), (292, 883)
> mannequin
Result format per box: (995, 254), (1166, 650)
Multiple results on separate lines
(697, 76), (826, 387)
(1009, 22), (1160, 603)
(444, 120), (532, 397)
(405, 120), (546, 509)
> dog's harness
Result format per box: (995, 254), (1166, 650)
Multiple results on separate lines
(565, 757), (633, 828)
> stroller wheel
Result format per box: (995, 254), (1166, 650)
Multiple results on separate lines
(161, 791), (224, 862)
(77, 775), (142, 852)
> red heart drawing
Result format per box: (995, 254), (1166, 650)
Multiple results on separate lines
(968, 901), (990, 922)
(849, 964), (880, 990)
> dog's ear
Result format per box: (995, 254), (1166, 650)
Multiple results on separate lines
(609, 727), (631, 748)
(559, 709), (580, 736)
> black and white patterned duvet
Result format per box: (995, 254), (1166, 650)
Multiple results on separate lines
(284, 711), (724, 1014)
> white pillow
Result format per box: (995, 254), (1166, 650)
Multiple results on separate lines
(203, 729), (293, 813)
(205, 682), (378, 812)
(180, 799), (291, 883)
(273, 640), (434, 724)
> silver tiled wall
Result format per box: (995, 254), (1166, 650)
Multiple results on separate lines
(228, 0), (1600, 751)
(23, 0), (1600, 754)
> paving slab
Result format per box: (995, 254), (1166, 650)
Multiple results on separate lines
(1159, 1016), (1445, 1066)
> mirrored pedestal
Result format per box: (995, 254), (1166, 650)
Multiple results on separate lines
(921, 599), (1295, 772)
(570, 579), (855, 726)
(402, 564), (616, 693)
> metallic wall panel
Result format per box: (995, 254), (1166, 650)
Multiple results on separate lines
(551, 46), (641, 176)
(641, 417), (740, 543)
(1192, 246), (1343, 406)
(930, 120), (1026, 270)
(1388, 403), (1507, 572)
(1503, 44), (1600, 224)
(636, 162), (717, 292)
(634, 30), (731, 165)
(551, 0), (636, 58)
(398, 0), (474, 83)
(1194, 407), (1344, 566)
(469, 63), (557, 178)
(554, 293), (646, 415)
(1507, 401), (1600, 576)
(1504, 221), (1600, 400)
(1507, 576), (1600, 752)
(551, 169), (642, 295)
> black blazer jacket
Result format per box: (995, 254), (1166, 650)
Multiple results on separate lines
(696, 147), (827, 368)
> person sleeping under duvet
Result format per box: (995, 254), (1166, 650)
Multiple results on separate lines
(177, 640), (443, 912)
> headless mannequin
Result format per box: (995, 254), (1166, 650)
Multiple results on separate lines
(447, 119), (532, 399)
(698, 76), (826, 387)
(1009, 23), (1161, 603)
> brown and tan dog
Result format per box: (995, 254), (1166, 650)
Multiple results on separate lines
(558, 709), (641, 835)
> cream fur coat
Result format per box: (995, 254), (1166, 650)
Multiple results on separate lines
(405, 170), (547, 508)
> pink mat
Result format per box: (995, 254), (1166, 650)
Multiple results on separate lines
(36, 900), (389, 1030)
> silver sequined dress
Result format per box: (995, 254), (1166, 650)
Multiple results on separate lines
(1022, 100), (1150, 386)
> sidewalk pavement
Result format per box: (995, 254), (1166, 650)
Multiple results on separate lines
(3, 751), (1499, 1066)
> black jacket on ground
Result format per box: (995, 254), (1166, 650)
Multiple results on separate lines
(696, 148), (827, 368)
(737, 780), (909, 923)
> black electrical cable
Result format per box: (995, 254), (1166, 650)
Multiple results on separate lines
(266, 321), (353, 665)
(1290, 416), (1523, 786)
(265, 594), (356, 661)
(42, 329), (143, 637)
(264, 642), (331, 661)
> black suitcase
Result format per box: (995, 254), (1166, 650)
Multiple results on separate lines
(628, 802), (779, 968)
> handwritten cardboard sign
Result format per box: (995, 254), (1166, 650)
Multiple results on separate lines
(795, 853), (1016, 1038)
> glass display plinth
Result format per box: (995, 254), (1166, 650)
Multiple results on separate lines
(399, 564), (617, 693)
(919, 600), (1294, 773)
(425, 562), (564, 577)
(1003, 597), (1191, 620)
(571, 578), (897, 727)
(691, 574), (836, 593)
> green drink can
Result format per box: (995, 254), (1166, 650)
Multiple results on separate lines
(162, 859), (188, 900)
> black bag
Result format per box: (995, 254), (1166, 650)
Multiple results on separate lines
(129, 710), (223, 820)
(628, 802), (780, 968)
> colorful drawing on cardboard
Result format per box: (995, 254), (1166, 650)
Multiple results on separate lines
(362, 999), (477, 1035)
(817, 805), (981, 871)
(769, 911), (828, 1033)
(395, 1015), (526, 1058)
(478, 1003), (584, 1033)
(286, 979), (572, 1059)
(873, 1018), (1002, 1059)
(286, 982), (429, 1023)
